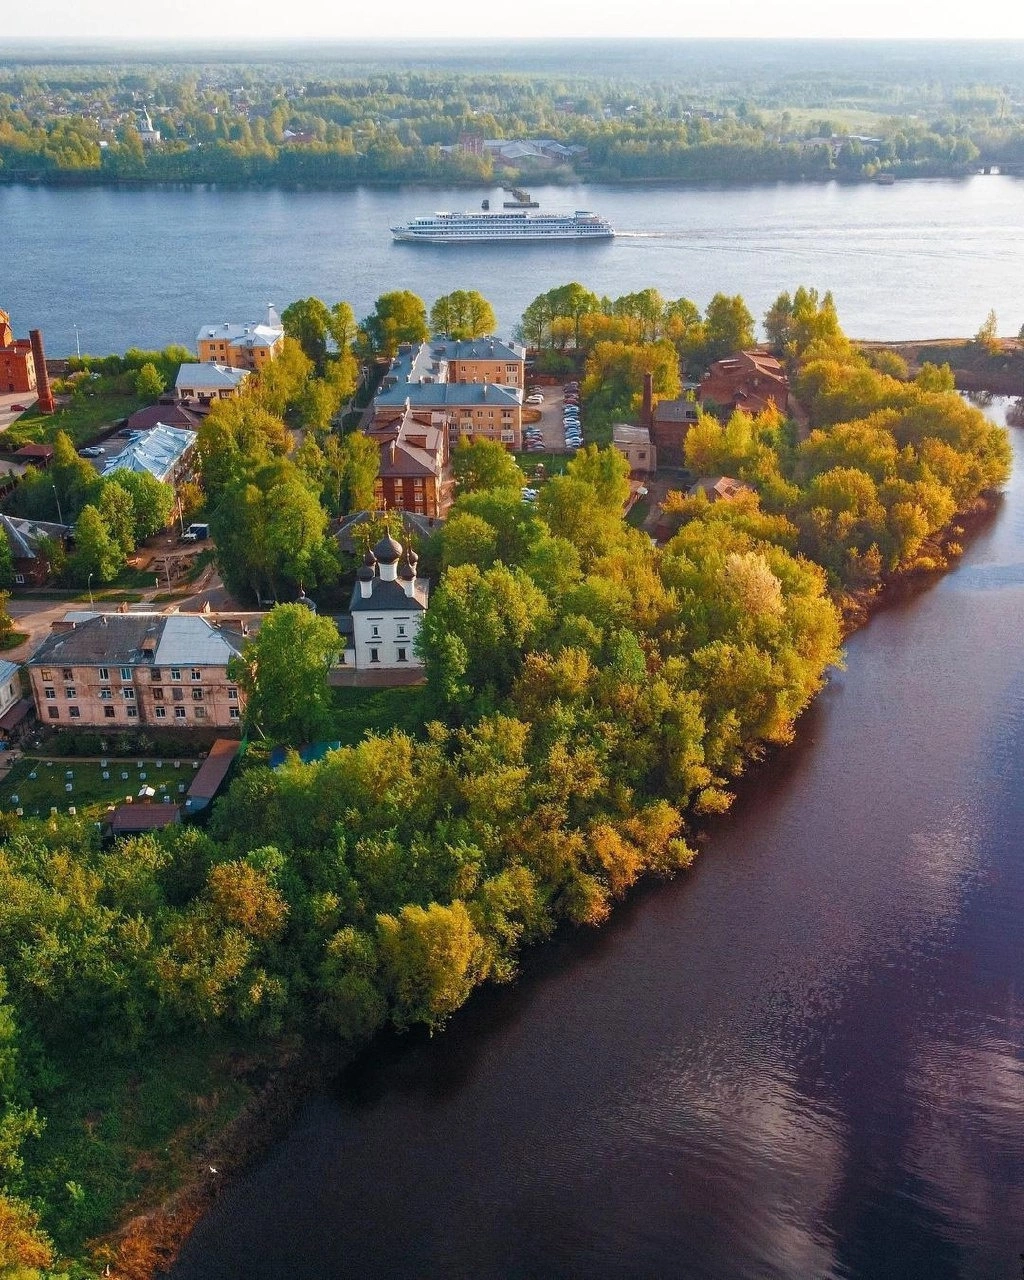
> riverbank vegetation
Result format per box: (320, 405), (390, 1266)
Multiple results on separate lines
(0, 289), (1009, 1276)
(3, 43), (1024, 190)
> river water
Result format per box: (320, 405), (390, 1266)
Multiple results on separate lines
(1, 175), (1023, 353)
(172, 399), (1024, 1280)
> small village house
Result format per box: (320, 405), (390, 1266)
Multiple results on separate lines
(699, 351), (790, 417)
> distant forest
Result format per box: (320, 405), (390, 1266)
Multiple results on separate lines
(1, 40), (1024, 186)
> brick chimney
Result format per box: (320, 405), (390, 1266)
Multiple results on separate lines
(641, 371), (654, 430)
(29, 330), (55, 414)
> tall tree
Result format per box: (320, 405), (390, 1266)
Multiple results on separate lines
(282, 297), (332, 371)
(451, 437), (523, 494)
(359, 291), (429, 359)
(429, 290), (497, 340)
(229, 603), (341, 743)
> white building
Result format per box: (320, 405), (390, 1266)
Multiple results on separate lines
(174, 362), (250, 406)
(0, 660), (21, 719)
(343, 533), (428, 671)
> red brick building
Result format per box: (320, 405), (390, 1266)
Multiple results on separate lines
(367, 407), (454, 519)
(0, 310), (36, 396)
(699, 351), (790, 417)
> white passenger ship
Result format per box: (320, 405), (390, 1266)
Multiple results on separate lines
(391, 208), (615, 243)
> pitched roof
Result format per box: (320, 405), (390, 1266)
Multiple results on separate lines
(375, 382), (521, 410)
(197, 321), (284, 349)
(27, 614), (242, 668)
(349, 576), (427, 612)
(175, 363), (250, 392)
(102, 424), (196, 484)
(0, 660), (20, 686)
(0, 514), (71, 559)
(653, 398), (699, 423)
(185, 738), (240, 810)
(110, 803), (181, 833)
(127, 403), (203, 433)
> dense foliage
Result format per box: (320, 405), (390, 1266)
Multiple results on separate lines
(0, 289), (1009, 1273)
(3, 49), (1022, 187)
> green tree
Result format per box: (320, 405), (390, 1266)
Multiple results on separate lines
(229, 603), (341, 743)
(69, 504), (122, 584)
(282, 297), (332, 371)
(429, 290), (497, 340)
(134, 361), (165, 399)
(98, 481), (137, 557)
(327, 431), (379, 515)
(975, 308), (999, 353)
(327, 301), (358, 354)
(105, 470), (175, 541)
(701, 292), (756, 364)
(359, 291), (429, 359)
(377, 901), (487, 1030)
(0, 530), (13, 590)
(451, 437), (523, 494)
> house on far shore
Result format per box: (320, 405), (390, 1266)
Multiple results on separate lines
(687, 476), (755, 503)
(174, 363), (250, 408)
(699, 351), (790, 417)
(338, 532), (428, 673)
(0, 513), (72, 586)
(612, 423), (656, 476)
(196, 306), (284, 372)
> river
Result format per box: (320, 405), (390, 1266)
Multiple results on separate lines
(171, 399), (1024, 1280)
(2, 176), (1023, 354)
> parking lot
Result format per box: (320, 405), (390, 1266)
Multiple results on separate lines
(521, 383), (584, 456)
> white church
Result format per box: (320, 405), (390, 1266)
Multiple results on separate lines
(341, 532), (429, 671)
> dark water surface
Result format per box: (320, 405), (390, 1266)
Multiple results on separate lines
(172, 401), (1024, 1279)
(2, 176), (1023, 354)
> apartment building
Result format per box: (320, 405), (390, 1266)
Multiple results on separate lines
(27, 614), (245, 731)
(366, 405), (454, 519)
(196, 305), (285, 371)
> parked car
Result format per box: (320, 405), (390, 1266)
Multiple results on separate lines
(10, 404), (26, 412)
(526, 393), (544, 405)
(79, 446), (103, 458)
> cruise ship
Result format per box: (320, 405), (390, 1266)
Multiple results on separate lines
(391, 208), (615, 243)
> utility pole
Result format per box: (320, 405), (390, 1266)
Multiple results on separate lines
(51, 484), (63, 526)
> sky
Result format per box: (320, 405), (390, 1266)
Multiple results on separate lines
(4, 0), (1024, 41)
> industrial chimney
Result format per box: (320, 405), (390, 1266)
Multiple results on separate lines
(29, 330), (55, 415)
(641, 371), (654, 430)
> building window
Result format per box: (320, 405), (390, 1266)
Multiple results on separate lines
(230, 707), (240, 720)
(397, 624), (406, 636)
(126, 706), (138, 719)
(153, 687), (164, 701)
(119, 667), (131, 681)
(170, 668), (181, 681)
(104, 706), (115, 719)
(228, 687), (238, 701)
(99, 687), (112, 700)
(150, 668), (162, 681)
(40, 669), (52, 681)
(172, 688), (183, 702)
(122, 688), (135, 701)
(14, 574), (24, 586)
(47, 706), (59, 719)
(371, 625), (380, 638)
(369, 648), (380, 663)
(64, 686), (76, 699)
(194, 706), (206, 719)
(69, 706), (80, 719)
(174, 706), (186, 720)
(191, 669), (202, 681)
(97, 667), (108, 680)
(44, 687), (56, 700)
(154, 706), (166, 719)
(62, 668), (73, 681)
(191, 689), (204, 701)
(397, 648), (408, 662)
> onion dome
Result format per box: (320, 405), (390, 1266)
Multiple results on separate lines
(398, 561), (415, 581)
(406, 547), (419, 566)
(357, 564), (375, 582)
(296, 590), (316, 612)
(373, 532), (403, 564)
(362, 550), (377, 567)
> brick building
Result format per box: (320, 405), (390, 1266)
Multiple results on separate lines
(367, 406), (454, 519)
(27, 614), (245, 731)
(0, 309), (36, 396)
(699, 351), (790, 417)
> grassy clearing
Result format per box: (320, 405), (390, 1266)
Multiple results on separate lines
(6, 392), (147, 449)
(2, 756), (201, 817)
(24, 1029), (280, 1258)
(330, 683), (430, 746)
(0, 630), (29, 649)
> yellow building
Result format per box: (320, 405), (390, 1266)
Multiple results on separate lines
(196, 305), (284, 371)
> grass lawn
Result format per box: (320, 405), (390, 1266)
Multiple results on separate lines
(23, 1028), (285, 1258)
(626, 497), (651, 529)
(0, 630), (29, 650)
(3, 756), (201, 818)
(5, 392), (147, 449)
(330, 683), (430, 745)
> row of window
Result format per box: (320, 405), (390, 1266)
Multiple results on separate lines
(369, 648), (409, 663)
(47, 705), (240, 722)
(39, 666), (206, 682)
(43, 685), (235, 702)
